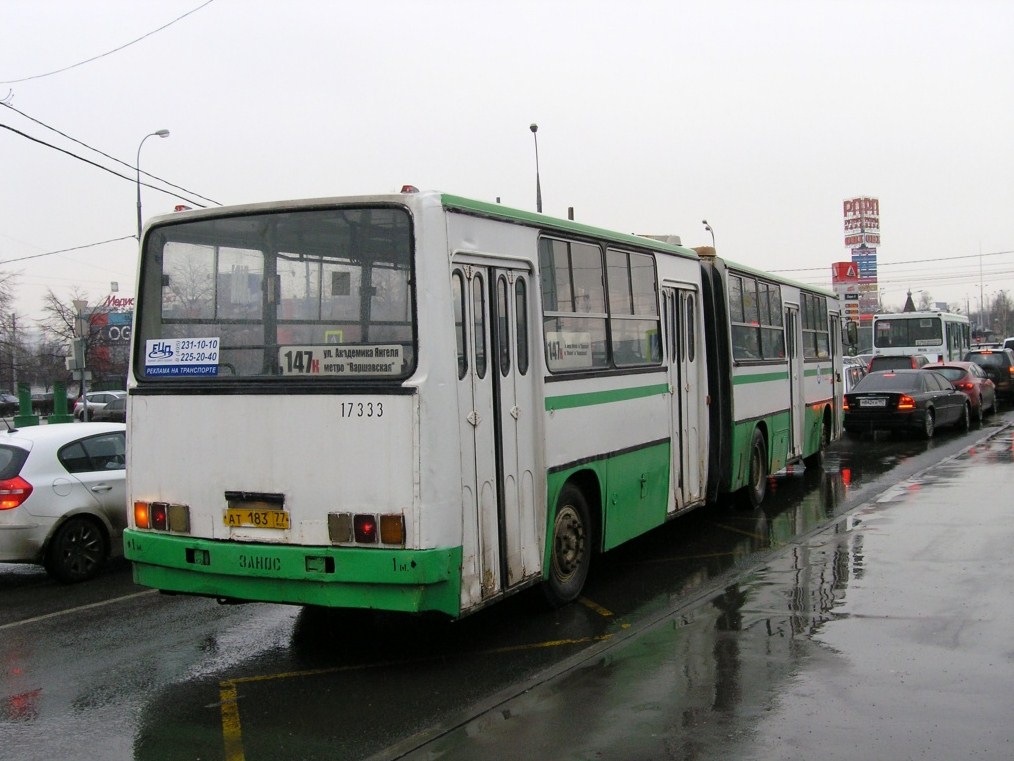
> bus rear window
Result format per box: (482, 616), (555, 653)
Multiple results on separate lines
(135, 206), (416, 381)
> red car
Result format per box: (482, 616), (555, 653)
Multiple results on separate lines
(925, 361), (996, 424)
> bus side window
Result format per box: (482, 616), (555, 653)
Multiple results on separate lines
(497, 275), (511, 377)
(515, 278), (529, 376)
(472, 273), (487, 379)
(452, 271), (467, 379)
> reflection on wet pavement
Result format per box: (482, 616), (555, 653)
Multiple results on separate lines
(407, 430), (1014, 761)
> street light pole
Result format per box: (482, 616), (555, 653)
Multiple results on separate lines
(136, 129), (170, 240)
(702, 219), (715, 249)
(530, 123), (542, 213)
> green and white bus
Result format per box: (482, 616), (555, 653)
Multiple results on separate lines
(124, 189), (844, 618)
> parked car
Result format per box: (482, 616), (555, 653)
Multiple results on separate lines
(90, 396), (126, 423)
(0, 392), (18, 416)
(867, 354), (931, 373)
(843, 369), (970, 439)
(962, 348), (1014, 400)
(0, 422), (126, 582)
(925, 361), (996, 424)
(73, 390), (126, 421)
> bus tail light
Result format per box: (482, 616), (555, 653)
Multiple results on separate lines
(0, 476), (33, 510)
(354, 514), (377, 543)
(328, 512), (405, 546)
(897, 395), (916, 410)
(134, 501), (190, 532)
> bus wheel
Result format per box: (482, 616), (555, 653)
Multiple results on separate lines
(741, 429), (768, 509)
(543, 485), (591, 608)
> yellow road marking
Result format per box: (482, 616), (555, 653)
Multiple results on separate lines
(578, 596), (614, 617)
(216, 631), (616, 752)
(219, 680), (244, 761)
(713, 522), (768, 541)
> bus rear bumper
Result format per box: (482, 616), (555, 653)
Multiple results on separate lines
(124, 530), (462, 617)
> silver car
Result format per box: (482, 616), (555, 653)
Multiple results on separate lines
(73, 390), (126, 421)
(0, 422), (126, 582)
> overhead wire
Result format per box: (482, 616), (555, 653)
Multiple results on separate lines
(1, 102), (219, 207)
(0, 122), (210, 209)
(0, 0), (217, 85)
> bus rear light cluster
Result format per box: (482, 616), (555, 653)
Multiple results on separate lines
(328, 512), (405, 546)
(134, 501), (190, 533)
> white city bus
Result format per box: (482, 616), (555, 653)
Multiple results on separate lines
(871, 310), (970, 363)
(124, 189), (844, 618)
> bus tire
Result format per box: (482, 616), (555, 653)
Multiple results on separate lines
(543, 485), (592, 608)
(740, 429), (768, 509)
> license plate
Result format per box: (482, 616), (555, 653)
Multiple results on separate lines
(860, 398), (887, 407)
(224, 508), (290, 529)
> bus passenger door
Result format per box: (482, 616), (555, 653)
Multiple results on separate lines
(663, 286), (704, 511)
(454, 264), (538, 606)
(786, 305), (804, 458)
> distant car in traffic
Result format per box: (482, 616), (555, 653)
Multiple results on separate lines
(90, 396), (126, 423)
(73, 390), (126, 421)
(962, 348), (1014, 401)
(842, 357), (868, 394)
(0, 422), (126, 582)
(925, 361), (996, 424)
(867, 354), (931, 373)
(844, 369), (970, 439)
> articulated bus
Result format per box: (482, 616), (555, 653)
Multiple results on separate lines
(124, 189), (845, 618)
(871, 310), (970, 363)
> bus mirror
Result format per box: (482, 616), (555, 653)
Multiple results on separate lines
(845, 321), (859, 347)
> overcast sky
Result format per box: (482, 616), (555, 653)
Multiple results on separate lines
(2, 0), (1012, 323)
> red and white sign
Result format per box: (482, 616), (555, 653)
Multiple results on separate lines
(843, 196), (880, 248)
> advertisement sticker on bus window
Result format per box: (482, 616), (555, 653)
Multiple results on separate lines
(278, 345), (402, 376)
(144, 338), (220, 377)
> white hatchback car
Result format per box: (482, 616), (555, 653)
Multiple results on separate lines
(0, 422), (126, 582)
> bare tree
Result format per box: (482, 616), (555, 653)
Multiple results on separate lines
(37, 288), (127, 389)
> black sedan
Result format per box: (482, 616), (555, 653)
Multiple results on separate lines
(843, 369), (970, 439)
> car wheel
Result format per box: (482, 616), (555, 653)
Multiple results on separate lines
(740, 428), (768, 508)
(922, 409), (935, 439)
(959, 402), (970, 433)
(974, 399), (984, 426)
(543, 485), (592, 608)
(45, 516), (108, 583)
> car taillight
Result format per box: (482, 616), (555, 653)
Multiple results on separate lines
(956, 381), (974, 391)
(0, 476), (33, 510)
(842, 397), (850, 410)
(897, 394), (916, 410)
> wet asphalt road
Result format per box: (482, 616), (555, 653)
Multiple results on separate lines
(2, 415), (1013, 760)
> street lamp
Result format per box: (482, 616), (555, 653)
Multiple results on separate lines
(136, 129), (170, 240)
(529, 123), (542, 213)
(702, 219), (715, 249)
